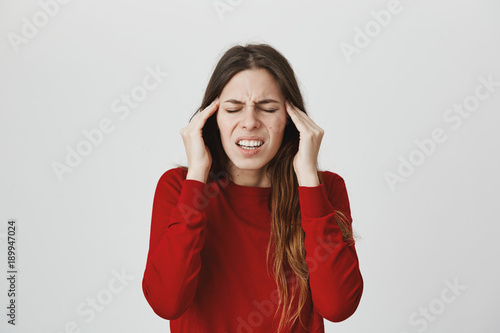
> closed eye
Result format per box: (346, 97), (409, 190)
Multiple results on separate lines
(226, 108), (278, 113)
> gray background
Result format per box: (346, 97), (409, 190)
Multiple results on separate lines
(1, 0), (499, 332)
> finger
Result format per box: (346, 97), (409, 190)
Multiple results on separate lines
(286, 100), (321, 133)
(285, 100), (310, 133)
(203, 97), (219, 111)
(192, 98), (219, 127)
(286, 100), (315, 127)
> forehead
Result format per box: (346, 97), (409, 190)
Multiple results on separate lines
(220, 68), (283, 99)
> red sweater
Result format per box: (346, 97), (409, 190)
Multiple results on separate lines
(142, 167), (363, 332)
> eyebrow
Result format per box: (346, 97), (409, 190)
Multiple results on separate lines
(223, 99), (280, 105)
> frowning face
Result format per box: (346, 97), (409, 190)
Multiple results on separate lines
(216, 68), (287, 176)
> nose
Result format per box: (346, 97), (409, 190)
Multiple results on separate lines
(240, 106), (261, 129)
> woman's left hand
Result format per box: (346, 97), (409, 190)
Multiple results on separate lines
(285, 100), (324, 186)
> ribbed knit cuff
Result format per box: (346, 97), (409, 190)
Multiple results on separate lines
(298, 184), (335, 218)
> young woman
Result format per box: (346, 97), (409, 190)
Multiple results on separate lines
(142, 43), (363, 333)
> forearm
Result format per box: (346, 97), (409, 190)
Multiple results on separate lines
(298, 176), (363, 322)
(142, 178), (208, 319)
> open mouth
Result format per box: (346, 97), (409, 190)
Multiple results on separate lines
(235, 140), (265, 156)
(235, 140), (265, 150)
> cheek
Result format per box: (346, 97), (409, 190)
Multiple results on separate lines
(216, 114), (226, 133)
(217, 119), (233, 142)
(269, 118), (286, 133)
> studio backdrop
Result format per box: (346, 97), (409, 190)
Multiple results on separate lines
(1, 0), (499, 332)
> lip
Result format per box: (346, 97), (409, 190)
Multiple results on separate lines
(235, 136), (266, 144)
(236, 143), (264, 157)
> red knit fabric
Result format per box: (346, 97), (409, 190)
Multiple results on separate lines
(142, 167), (363, 332)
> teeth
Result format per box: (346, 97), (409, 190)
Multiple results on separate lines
(237, 140), (264, 147)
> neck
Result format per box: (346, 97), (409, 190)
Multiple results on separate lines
(228, 164), (271, 188)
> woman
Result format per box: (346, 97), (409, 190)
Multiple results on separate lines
(142, 43), (363, 332)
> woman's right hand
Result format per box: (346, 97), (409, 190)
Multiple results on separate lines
(180, 98), (220, 183)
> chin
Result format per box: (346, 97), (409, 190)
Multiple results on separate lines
(229, 158), (267, 171)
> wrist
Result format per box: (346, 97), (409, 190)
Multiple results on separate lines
(186, 169), (209, 183)
(297, 171), (320, 187)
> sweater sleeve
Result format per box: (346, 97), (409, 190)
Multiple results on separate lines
(298, 173), (363, 323)
(142, 168), (208, 320)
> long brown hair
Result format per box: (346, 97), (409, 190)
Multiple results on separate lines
(176, 43), (356, 332)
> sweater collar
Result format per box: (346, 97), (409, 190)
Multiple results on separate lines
(223, 177), (272, 196)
